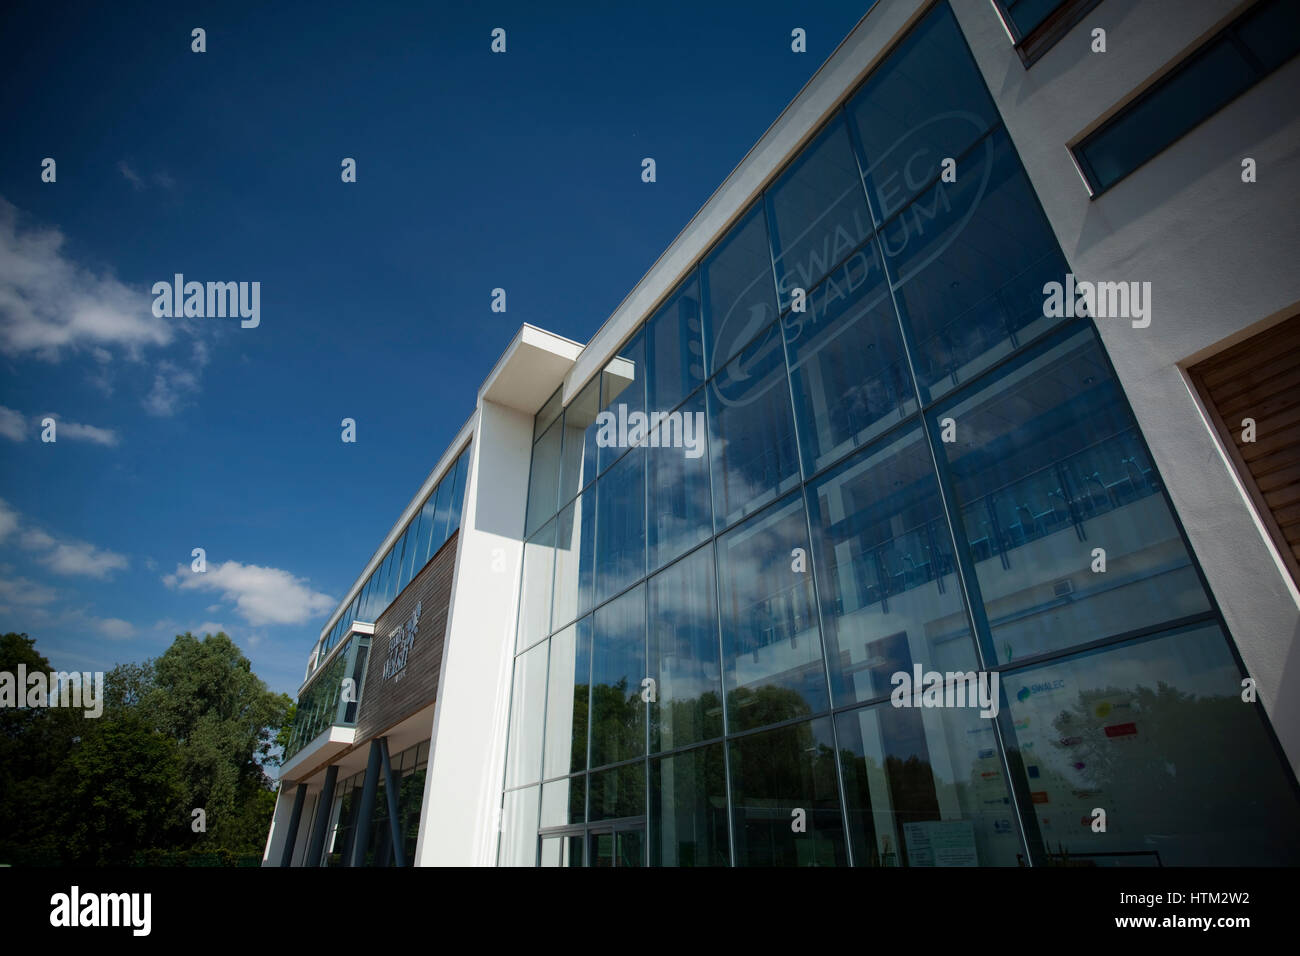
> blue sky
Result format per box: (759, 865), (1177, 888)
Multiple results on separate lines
(0, 0), (870, 695)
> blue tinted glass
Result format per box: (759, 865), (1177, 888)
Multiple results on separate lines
(716, 493), (827, 733)
(392, 525), (413, 597)
(707, 324), (800, 529)
(729, 718), (846, 866)
(883, 128), (1069, 403)
(648, 544), (722, 752)
(1080, 40), (1255, 192)
(590, 584), (646, 768)
(553, 492), (595, 633)
(646, 274), (705, 415)
(647, 389), (711, 571)
(785, 236), (917, 475)
(651, 743), (730, 866)
(806, 424), (977, 708)
(517, 519), (555, 653)
(848, 2), (1000, 223)
(701, 202), (779, 375)
(933, 327), (1211, 665)
(599, 331), (647, 476)
(1004, 0), (1064, 37)
(430, 469), (455, 556)
(446, 449), (469, 538)
(526, 419), (562, 537)
(768, 116), (874, 312)
(561, 377), (602, 502)
(837, 699), (1020, 866)
(407, 506), (429, 581)
(1002, 621), (1300, 865)
(415, 488), (439, 568)
(595, 446), (645, 605)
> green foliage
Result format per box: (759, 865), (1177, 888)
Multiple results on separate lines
(0, 630), (292, 867)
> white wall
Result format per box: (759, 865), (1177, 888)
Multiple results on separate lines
(952, 0), (1300, 775)
(414, 399), (533, 865)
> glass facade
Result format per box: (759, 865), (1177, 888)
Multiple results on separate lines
(310, 445), (470, 673)
(498, 1), (1300, 866)
(316, 740), (430, 867)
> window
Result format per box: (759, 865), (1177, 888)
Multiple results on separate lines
(595, 447), (645, 604)
(646, 273), (705, 415)
(993, 0), (1103, 66)
(701, 202), (779, 375)
(590, 585), (646, 769)
(650, 743), (729, 866)
(504, 642), (549, 788)
(517, 520), (555, 653)
(526, 418), (562, 537)
(647, 389), (712, 570)
(1074, 0), (1300, 194)
(599, 331), (646, 476)
(543, 618), (591, 779)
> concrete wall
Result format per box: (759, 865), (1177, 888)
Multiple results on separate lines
(951, 0), (1300, 775)
(414, 399), (533, 865)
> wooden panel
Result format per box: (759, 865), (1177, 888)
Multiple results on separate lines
(354, 532), (458, 743)
(1190, 313), (1300, 588)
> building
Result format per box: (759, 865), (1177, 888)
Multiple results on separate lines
(262, 0), (1300, 867)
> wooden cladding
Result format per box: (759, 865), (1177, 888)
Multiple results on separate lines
(355, 531), (458, 743)
(1189, 314), (1300, 585)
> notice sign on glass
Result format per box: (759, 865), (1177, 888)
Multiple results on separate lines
(903, 820), (978, 867)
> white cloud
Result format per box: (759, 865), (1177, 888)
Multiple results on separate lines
(165, 560), (335, 627)
(0, 405), (25, 441)
(20, 525), (128, 578)
(0, 198), (173, 360)
(0, 499), (18, 542)
(0, 571), (58, 606)
(117, 161), (144, 191)
(37, 415), (119, 446)
(143, 341), (208, 417)
(95, 617), (136, 639)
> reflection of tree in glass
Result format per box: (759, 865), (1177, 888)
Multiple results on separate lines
(727, 683), (810, 729)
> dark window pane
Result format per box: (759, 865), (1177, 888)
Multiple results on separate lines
(649, 544), (723, 752)
(651, 744), (730, 866)
(701, 202), (779, 375)
(646, 273), (706, 414)
(1004, 0), (1064, 37)
(848, 2), (1000, 222)
(589, 762), (646, 821)
(768, 116), (875, 311)
(785, 237), (917, 474)
(595, 447), (645, 604)
(1003, 622), (1300, 865)
(544, 621), (591, 779)
(647, 389), (712, 570)
(526, 419), (562, 537)
(807, 424), (978, 708)
(1080, 39), (1255, 193)
(707, 325), (800, 529)
(445, 448), (470, 539)
(590, 585), (646, 768)
(561, 377), (602, 502)
(729, 718), (846, 866)
(933, 327), (1212, 665)
(517, 520), (555, 653)
(884, 129), (1069, 403)
(599, 331), (647, 475)
(429, 471), (455, 557)
(837, 699), (1020, 867)
(1236, 0), (1300, 72)
(716, 493), (827, 732)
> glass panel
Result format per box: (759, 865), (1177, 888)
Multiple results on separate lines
(517, 519), (556, 653)
(560, 378), (601, 506)
(648, 544), (723, 752)
(414, 490), (440, 570)
(590, 585), (646, 769)
(592, 831), (614, 868)
(392, 524), (413, 597)
(1236, 0), (1300, 72)
(504, 642), (549, 788)
(716, 493), (827, 733)
(848, 1), (1000, 222)
(837, 699), (1020, 867)
(589, 762), (646, 821)
(707, 325), (800, 529)
(1003, 622), (1300, 866)
(785, 236), (917, 475)
(646, 273), (705, 415)
(647, 389), (712, 571)
(543, 620), (592, 779)
(883, 128), (1069, 404)
(595, 446), (645, 605)
(933, 327), (1212, 665)
(445, 448), (469, 539)
(701, 202), (779, 375)
(615, 828), (645, 867)
(499, 786), (540, 866)
(729, 718), (846, 866)
(535, 387), (563, 443)
(429, 477), (454, 558)
(1004, 0), (1065, 37)
(769, 116), (874, 312)
(552, 494), (595, 632)
(806, 424), (977, 708)
(540, 776), (586, 828)
(526, 418), (562, 537)
(599, 331), (647, 475)
(650, 743), (730, 866)
(407, 504), (429, 583)
(540, 833), (585, 867)
(376, 547), (397, 613)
